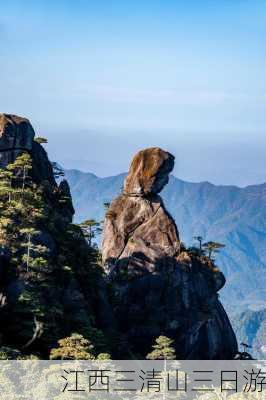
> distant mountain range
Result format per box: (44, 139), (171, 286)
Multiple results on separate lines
(232, 309), (266, 358)
(65, 169), (266, 315)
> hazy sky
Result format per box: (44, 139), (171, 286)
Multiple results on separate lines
(0, 0), (266, 186)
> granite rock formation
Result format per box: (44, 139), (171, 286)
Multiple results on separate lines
(102, 147), (238, 359)
(0, 114), (55, 185)
(0, 114), (34, 167)
(0, 115), (238, 359)
(0, 114), (107, 356)
(102, 148), (180, 275)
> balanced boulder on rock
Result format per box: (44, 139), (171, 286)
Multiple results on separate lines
(102, 147), (238, 359)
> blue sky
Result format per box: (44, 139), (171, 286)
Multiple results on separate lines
(0, 0), (266, 186)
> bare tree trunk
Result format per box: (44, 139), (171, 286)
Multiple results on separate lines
(8, 177), (12, 203)
(22, 316), (44, 349)
(22, 166), (26, 193)
(26, 233), (31, 271)
(0, 293), (7, 307)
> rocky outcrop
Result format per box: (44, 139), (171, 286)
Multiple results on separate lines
(123, 147), (175, 196)
(0, 113), (55, 184)
(102, 147), (238, 359)
(102, 148), (180, 275)
(0, 116), (238, 360)
(0, 114), (34, 167)
(31, 141), (55, 185)
(0, 114), (107, 356)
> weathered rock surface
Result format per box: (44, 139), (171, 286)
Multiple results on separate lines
(102, 148), (180, 274)
(0, 113), (55, 184)
(0, 114), (107, 356)
(124, 147), (175, 196)
(0, 116), (238, 359)
(0, 114), (34, 168)
(102, 147), (238, 359)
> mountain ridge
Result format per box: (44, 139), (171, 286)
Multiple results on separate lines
(65, 168), (266, 190)
(64, 168), (266, 314)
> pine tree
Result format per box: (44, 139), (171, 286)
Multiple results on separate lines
(0, 153), (48, 270)
(49, 333), (96, 360)
(97, 352), (111, 360)
(0, 151), (108, 359)
(20, 227), (48, 271)
(0, 169), (13, 202)
(193, 235), (203, 252)
(34, 136), (48, 144)
(146, 336), (176, 360)
(7, 153), (32, 196)
(202, 241), (225, 259)
(103, 202), (111, 211)
(78, 219), (102, 247)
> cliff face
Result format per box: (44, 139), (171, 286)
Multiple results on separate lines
(0, 114), (35, 167)
(0, 114), (107, 357)
(0, 114), (55, 185)
(0, 116), (238, 359)
(102, 147), (238, 359)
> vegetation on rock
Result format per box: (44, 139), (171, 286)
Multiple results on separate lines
(50, 333), (111, 360)
(146, 336), (176, 360)
(50, 333), (96, 360)
(0, 116), (240, 360)
(0, 118), (110, 359)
